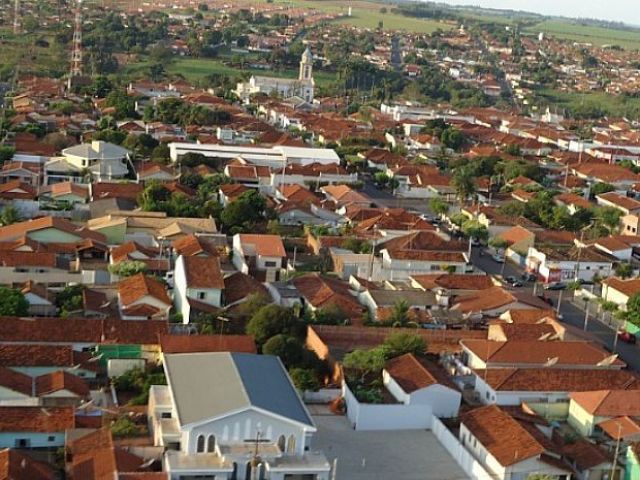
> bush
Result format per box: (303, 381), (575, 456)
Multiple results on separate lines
(246, 305), (305, 346)
(110, 416), (139, 438)
(262, 334), (304, 367)
(289, 367), (321, 392)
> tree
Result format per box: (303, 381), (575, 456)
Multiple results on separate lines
(108, 260), (148, 278)
(246, 305), (304, 346)
(382, 332), (427, 359)
(462, 220), (488, 243)
(595, 206), (622, 234)
(0, 287), (29, 316)
(429, 197), (449, 217)
(590, 182), (615, 198)
(56, 285), (84, 317)
(621, 293), (640, 327)
(452, 167), (476, 205)
(388, 299), (409, 326)
(0, 146), (15, 163)
(0, 206), (21, 226)
(373, 172), (390, 187)
(489, 237), (509, 253)
(342, 347), (387, 382)
(110, 416), (139, 438)
(289, 368), (320, 392)
(615, 263), (633, 279)
(220, 190), (266, 233)
(262, 334), (305, 367)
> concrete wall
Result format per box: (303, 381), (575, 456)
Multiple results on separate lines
(0, 432), (65, 448)
(342, 382), (433, 431)
(430, 417), (495, 480)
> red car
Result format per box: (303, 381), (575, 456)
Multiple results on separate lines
(618, 331), (637, 344)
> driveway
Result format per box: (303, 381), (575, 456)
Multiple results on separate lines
(311, 414), (469, 480)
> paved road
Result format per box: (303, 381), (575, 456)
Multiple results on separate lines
(470, 247), (640, 370)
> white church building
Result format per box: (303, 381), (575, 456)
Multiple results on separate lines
(236, 46), (315, 103)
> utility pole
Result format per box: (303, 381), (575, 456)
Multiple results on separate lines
(13, 0), (20, 34)
(68, 0), (83, 90)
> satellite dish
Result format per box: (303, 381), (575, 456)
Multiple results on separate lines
(597, 354), (619, 367)
(543, 357), (559, 367)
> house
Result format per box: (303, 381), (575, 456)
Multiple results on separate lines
(218, 183), (249, 207)
(358, 289), (437, 321)
(320, 185), (371, 210)
(136, 161), (176, 183)
(0, 448), (56, 479)
(589, 235), (640, 261)
(460, 340), (625, 370)
(0, 180), (37, 201)
(292, 273), (364, 322)
(0, 216), (105, 244)
(148, 352), (330, 480)
(602, 277), (640, 309)
(117, 273), (172, 320)
(470, 368), (640, 406)
(174, 255), (225, 323)
(232, 234), (286, 282)
(450, 287), (548, 316)
(596, 191), (640, 216)
(65, 427), (163, 480)
(410, 274), (496, 294)
(21, 281), (57, 317)
(568, 389), (640, 437)
(39, 181), (89, 205)
(35, 370), (91, 406)
(383, 353), (461, 418)
(0, 162), (41, 186)
(0, 406), (74, 448)
(380, 249), (469, 278)
(44, 141), (131, 184)
(172, 234), (221, 257)
(459, 405), (571, 480)
(526, 245), (615, 283)
(0, 344), (98, 379)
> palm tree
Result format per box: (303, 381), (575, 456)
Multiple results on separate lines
(452, 168), (476, 206)
(389, 299), (410, 326)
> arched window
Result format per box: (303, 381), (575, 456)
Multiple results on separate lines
(207, 435), (216, 452)
(287, 434), (296, 454)
(245, 461), (252, 480)
(277, 435), (286, 452)
(196, 434), (205, 453)
(258, 462), (266, 480)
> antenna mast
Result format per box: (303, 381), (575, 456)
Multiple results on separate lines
(70, 0), (83, 78)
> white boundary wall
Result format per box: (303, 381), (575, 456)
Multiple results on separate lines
(430, 417), (494, 480)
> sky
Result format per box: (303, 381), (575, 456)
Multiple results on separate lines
(437, 0), (640, 26)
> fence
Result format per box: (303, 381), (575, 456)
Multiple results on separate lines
(430, 416), (495, 480)
(342, 382), (432, 431)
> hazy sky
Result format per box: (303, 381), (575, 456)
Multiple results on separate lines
(438, 0), (640, 26)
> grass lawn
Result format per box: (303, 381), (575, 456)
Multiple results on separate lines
(124, 57), (337, 87)
(524, 20), (640, 50)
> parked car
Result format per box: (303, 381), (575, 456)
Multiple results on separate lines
(492, 253), (505, 263)
(543, 282), (566, 291)
(618, 331), (637, 344)
(521, 273), (537, 282)
(510, 281), (524, 288)
(537, 294), (554, 306)
(505, 276), (517, 284)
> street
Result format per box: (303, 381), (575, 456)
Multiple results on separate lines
(470, 247), (640, 371)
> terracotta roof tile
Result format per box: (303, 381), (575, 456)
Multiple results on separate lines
(237, 234), (286, 258)
(181, 255), (224, 289)
(159, 334), (256, 354)
(0, 366), (32, 396)
(385, 353), (456, 392)
(35, 370), (90, 397)
(0, 448), (56, 480)
(223, 272), (269, 305)
(411, 274), (494, 291)
(0, 406), (74, 432)
(462, 340), (624, 367)
(461, 405), (545, 466)
(570, 390), (640, 416)
(118, 274), (171, 307)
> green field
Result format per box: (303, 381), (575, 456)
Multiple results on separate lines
(524, 20), (640, 50)
(535, 88), (640, 118)
(124, 57), (337, 86)
(269, 0), (455, 33)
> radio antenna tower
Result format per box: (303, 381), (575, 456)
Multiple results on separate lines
(70, 0), (83, 78)
(13, 0), (20, 34)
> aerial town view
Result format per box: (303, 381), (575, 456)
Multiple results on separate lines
(3, 0), (640, 478)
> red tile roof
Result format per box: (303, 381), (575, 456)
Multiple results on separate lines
(159, 334), (256, 354)
(0, 406), (74, 432)
(461, 405), (545, 466)
(35, 370), (90, 397)
(238, 234), (286, 258)
(0, 448), (56, 480)
(570, 390), (640, 416)
(0, 366), (32, 396)
(118, 274), (171, 307)
(181, 255), (224, 289)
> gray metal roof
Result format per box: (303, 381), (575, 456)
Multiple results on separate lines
(164, 352), (314, 428)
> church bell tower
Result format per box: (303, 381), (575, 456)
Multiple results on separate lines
(299, 46), (313, 82)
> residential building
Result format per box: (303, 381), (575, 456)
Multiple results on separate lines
(232, 234), (287, 282)
(44, 141), (131, 184)
(174, 255), (225, 323)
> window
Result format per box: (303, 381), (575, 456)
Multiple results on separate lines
(161, 412), (172, 419)
(277, 435), (286, 452)
(264, 261), (277, 267)
(485, 391), (490, 399)
(207, 435), (216, 453)
(196, 434), (205, 453)
(15, 439), (29, 448)
(48, 436), (56, 442)
(286, 435), (296, 454)
(197, 291), (206, 300)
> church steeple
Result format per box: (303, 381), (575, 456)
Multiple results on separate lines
(299, 46), (313, 82)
